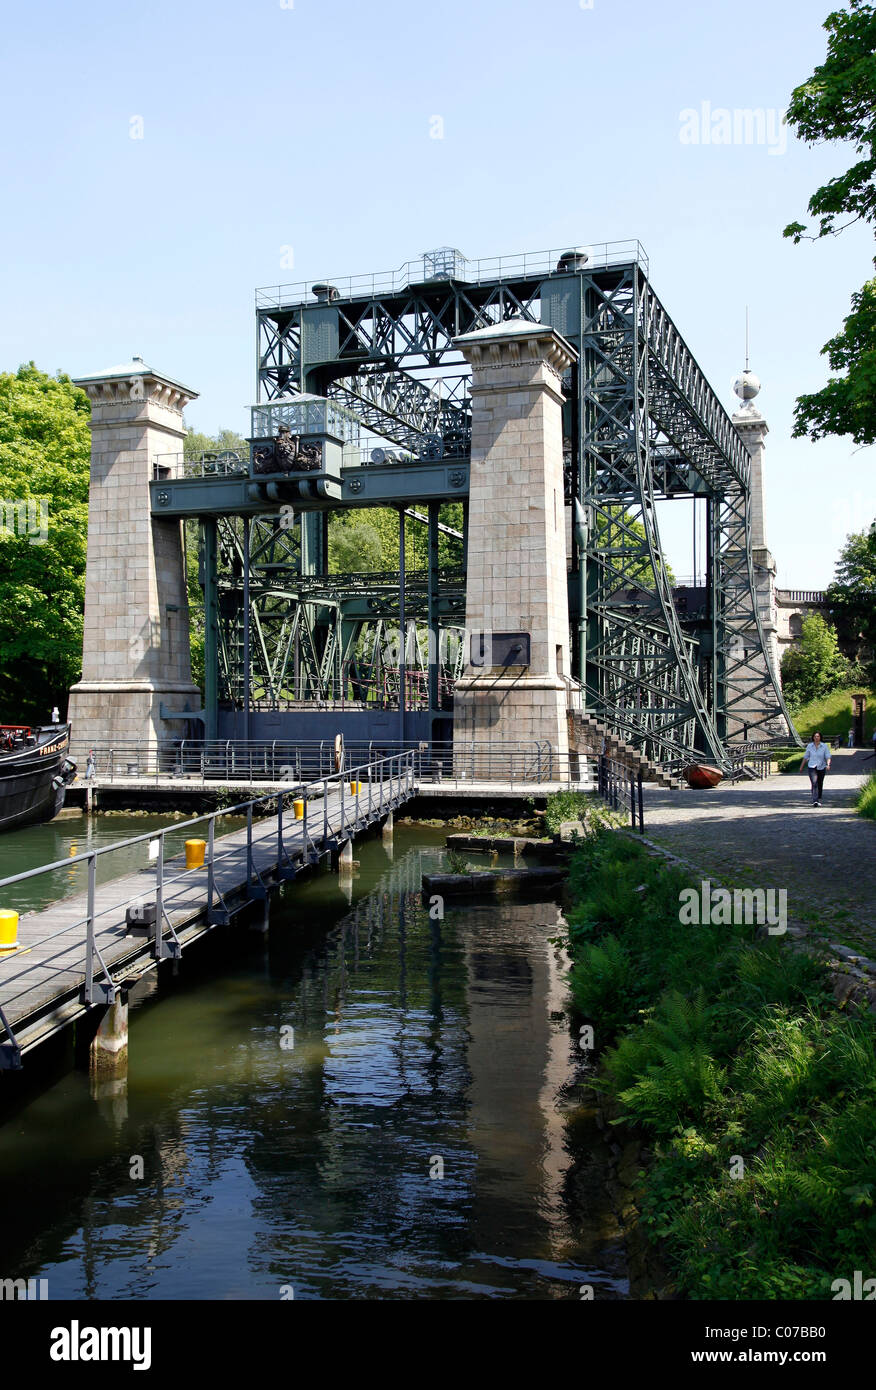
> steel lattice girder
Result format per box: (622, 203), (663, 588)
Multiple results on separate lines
(256, 280), (544, 441)
(329, 369), (471, 455)
(578, 264), (793, 771)
(211, 513), (464, 705)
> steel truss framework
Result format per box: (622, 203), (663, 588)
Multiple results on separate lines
(189, 248), (794, 769)
(579, 264), (794, 770)
(206, 514), (465, 715)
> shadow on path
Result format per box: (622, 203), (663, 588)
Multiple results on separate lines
(642, 751), (874, 949)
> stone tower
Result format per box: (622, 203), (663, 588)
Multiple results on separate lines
(452, 320), (575, 772)
(731, 369), (780, 684)
(67, 358), (201, 761)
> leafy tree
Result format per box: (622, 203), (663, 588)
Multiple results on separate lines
(183, 425), (246, 459)
(327, 504), (464, 574)
(784, 0), (876, 444)
(0, 363), (91, 722)
(780, 612), (851, 704)
(825, 519), (876, 676)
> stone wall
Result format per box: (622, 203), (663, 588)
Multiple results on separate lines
(67, 364), (201, 761)
(451, 321), (576, 773)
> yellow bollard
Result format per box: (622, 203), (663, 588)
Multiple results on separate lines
(185, 839), (206, 870)
(293, 798), (305, 820)
(350, 781), (360, 795)
(0, 909), (19, 954)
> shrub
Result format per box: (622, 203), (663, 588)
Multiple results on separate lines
(538, 790), (619, 835)
(562, 824), (876, 1299)
(856, 772), (876, 821)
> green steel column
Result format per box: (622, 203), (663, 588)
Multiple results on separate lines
(398, 506), (406, 744)
(427, 501), (440, 711)
(709, 495), (726, 743)
(242, 518), (251, 742)
(300, 512), (323, 576)
(202, 519), (219, 741)
(581, 277), (597, 695)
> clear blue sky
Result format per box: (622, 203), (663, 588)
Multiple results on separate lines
(0, 0), (872, 586)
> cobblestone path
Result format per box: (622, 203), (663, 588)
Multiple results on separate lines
(641, 749), (875, 951)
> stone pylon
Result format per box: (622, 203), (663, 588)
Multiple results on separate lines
(67, 358), (201, 761)
(731, 372), (780, 686)
(452, 321), (576, 775)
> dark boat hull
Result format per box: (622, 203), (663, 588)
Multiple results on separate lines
(0, 725), (76, 833)
(683, 763), (724, 790)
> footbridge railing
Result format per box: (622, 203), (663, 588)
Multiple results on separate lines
(0, 752), (415, 1067)
(74, 740), (596, 788)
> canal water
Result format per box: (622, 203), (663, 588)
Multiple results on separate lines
(0, 810), (244, 915)
(0, 817), (628, 1300)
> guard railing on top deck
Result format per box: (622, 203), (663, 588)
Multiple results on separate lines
(254, 241), (649, 310)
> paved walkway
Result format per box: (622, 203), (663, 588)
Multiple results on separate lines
(642, 749), (875, 951)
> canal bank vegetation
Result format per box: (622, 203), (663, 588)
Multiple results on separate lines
(534, 791), (620, 836)
(856, 771), (876, 821)
(564, 827), (876, 1300)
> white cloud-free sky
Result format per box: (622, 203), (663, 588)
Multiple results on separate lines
(0, 0), (872, 586)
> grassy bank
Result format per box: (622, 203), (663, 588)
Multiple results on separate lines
(788, 686), (875, 743)
(857, 773), (876, 822)
(564, 828), (876, 1299)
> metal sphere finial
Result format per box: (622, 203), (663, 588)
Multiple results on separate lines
(733, 368), (761, 402)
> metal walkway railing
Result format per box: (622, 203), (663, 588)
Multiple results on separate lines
(0, 753), (416, 1069)
(73, 740), (595, 788)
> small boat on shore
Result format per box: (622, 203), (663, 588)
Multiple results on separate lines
(683, 763), (724, 790)
(0, 723), (77, 832)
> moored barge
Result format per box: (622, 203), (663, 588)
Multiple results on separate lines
(0, 723), (77, 832)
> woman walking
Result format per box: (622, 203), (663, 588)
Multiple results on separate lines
(799, 730), (831, 806)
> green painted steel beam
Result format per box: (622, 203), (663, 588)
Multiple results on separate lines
(149, 462), (470, 519)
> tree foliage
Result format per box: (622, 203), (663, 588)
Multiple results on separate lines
(183, 425), (246, 460)
(780, 612), (853, 705)
(784, 0), (876, 443)
(824, 519), (876, 676)
(0, 363), (91, 722)
(327, 504), (464, 574)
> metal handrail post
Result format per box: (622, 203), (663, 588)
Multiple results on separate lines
(637, 769), (644, 833)
(246, 804), (253, 890)
(277, 790), (284, 866)
(84, 852), (96, 1002)
(340, 775), (345, 838)
(207, 817), (216, 914)
(154, 832), (165, 960)
(323, 779), (329, 840)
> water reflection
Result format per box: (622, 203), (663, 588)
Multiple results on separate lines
(0, 830), (627, 1300)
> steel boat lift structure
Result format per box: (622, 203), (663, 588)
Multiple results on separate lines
(150, 242), (794, 775)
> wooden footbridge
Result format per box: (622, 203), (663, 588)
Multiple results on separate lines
(0, 754), (416, 1070)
